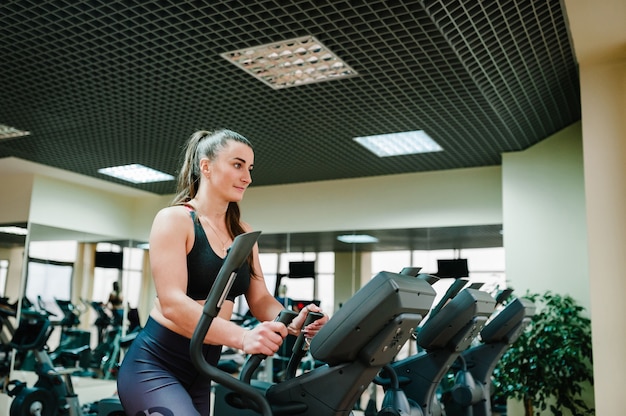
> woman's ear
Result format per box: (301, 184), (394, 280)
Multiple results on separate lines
(199, 158), (211, 176)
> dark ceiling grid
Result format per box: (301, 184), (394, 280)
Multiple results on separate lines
(426, 1), (530, 150)
(1, 2), (576, 190)
(385, 6), (501, 164)
(0, 0), (581, 254)
(507, 2), (560, 131)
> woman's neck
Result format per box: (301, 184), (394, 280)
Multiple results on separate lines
(188, 197), (228, 221)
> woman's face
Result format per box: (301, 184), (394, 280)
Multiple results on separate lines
(205, 140), (254, 202)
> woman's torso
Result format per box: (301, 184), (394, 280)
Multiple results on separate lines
(149, 206), (249, 338)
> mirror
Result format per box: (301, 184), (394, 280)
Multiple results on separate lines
(4, 220), (503, 384)
(0, 221), (28, 379)
(9, 223), (148, 381)
(0, 222), (28, 301)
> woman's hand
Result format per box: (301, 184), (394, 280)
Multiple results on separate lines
(287, 304), (329, 338)
(241, 320), (288, 356)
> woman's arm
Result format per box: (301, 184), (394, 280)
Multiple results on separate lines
(149, 207), (286, 355)
(243, 232), (329, 337)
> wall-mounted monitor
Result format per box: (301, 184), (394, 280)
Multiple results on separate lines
(288, 261), (315, 278)
(435, 258), (469, 278)
(95, 251), (123, 269)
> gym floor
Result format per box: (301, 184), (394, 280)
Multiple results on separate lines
(0, 370), (118, 414)
(0, 371), (378, 415)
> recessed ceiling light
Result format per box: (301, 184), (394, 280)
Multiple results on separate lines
(337, 234), (379, 244)
(0, 123), (30, 140)
(0, 226), (29, 235)
(221, 35), (358, 90)
(98, 164), (174, 184)
(354, 130), (443, 157)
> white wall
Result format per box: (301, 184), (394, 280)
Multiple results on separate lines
(0, 173), (32, 224)
(7, 160), (502, 243)
(28, 175), (164, 241)
(241, 166), (503, 234)
(502, 122), (590, 311)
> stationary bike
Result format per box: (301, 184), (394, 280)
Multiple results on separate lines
(5, 308), (125, 416)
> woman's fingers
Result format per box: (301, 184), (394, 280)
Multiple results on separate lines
(247, 321), (288, 355)
(302, 304), (329, 336)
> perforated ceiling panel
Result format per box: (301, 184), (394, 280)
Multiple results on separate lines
(0, 0), (579, 196)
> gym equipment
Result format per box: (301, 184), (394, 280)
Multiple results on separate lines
(5, 308), (125, 416)
(283, 310), (325, 381)
(190, 230), (438, 416)
(399, 267), (440, 285)
(441, 296), (536, 416)
(426, 278), (470, 321)
(374, 287), (496, 416)
(1, 298), (18, 376)
(0, 297), (18, 344)
(82, 300), (123, 380)
(49, 298), (92, 372)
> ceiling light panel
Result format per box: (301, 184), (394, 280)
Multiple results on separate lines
(337, 234), (379, 244)
(221, 36), (358, 90)
(0, 123), (30, 140)
(98, 164), (174, 184)
(354, 130), (443, 157)
(0, 226), (29, 235)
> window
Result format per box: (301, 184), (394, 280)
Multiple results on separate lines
(122, 246), (144, 309)
(25, 241), (78, 317)
(93, 243), (123, 304)
(25, 257), (73, 317)
(371, 247), (507, 312)
(240, 252), (336, 316)
(93, 243), (144, 308)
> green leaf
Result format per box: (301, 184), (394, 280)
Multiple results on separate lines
(493, 291), (594, 414)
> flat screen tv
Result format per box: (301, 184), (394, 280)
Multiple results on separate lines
(288, 261), (315, 278)
(435, 258), (469, 278)
(95, 251), (123, 269)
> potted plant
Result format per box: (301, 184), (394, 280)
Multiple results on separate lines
(492, 291), (594, 416)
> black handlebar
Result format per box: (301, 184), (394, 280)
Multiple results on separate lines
(285, 311), (325, 380)
(189, 231), (276, 416)
(238, 309), (298, 384)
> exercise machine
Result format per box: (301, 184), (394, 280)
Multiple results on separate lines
(81, 300), (123, 380)
(1, 298), (19, 378)
(373, 286), (496, 416)
(190, 231), (438, 416)
(0, 297), (18, 344)
(441, 296), (536, 416)
(5, 308), (125, 416)
(49, 299), (91, 372)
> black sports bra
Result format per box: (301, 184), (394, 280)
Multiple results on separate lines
(185, 209), (250, 302)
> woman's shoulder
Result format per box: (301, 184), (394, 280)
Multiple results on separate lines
(153, 204), (193, 226)
(150, 205), (195, 244)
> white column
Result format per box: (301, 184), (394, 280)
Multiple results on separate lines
(580, 59), (626, 415)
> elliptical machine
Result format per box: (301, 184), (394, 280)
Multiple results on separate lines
(440, 296), (536, 416)
(190, 231), (438, 416)
(372, 286), (497, 416)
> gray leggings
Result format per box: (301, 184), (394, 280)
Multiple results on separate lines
(117, 317), (221, 416)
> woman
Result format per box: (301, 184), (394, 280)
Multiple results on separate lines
(117, 129), (327, 415)
(107, 281), (124, 326)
